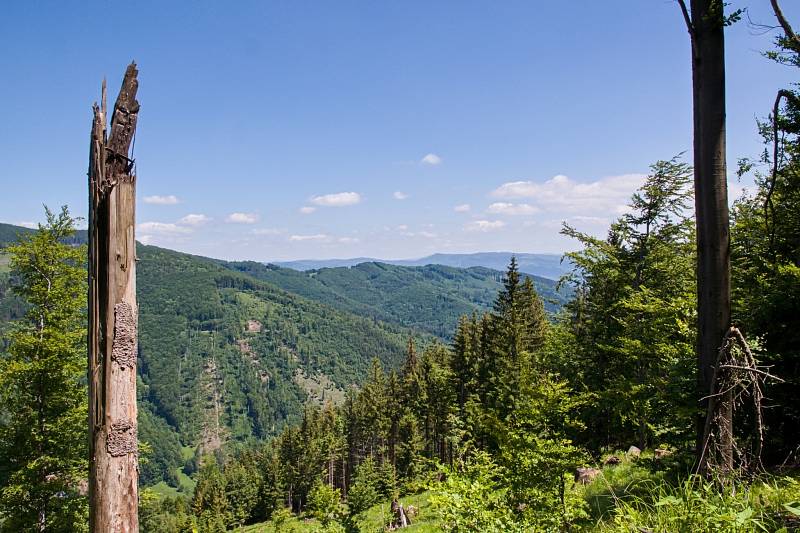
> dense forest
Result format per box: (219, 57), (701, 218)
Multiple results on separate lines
(135, 147), (800, 531)
(0, 226), (568, 496)
(1, 2), (800, 532)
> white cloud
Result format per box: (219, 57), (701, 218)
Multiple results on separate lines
(421, 153), (442, 166)
(399, 228), (438, 238)
(251, 228), (282, 236)
(138, 235), (154, 245)
(393, 191), (409, 200)
(289, 234), (328, 242)
(338, 237), (360, 244)
(465, 220), (506, 232)
(310, 192), (362, 207)
(178, 214), (211, 226)
(299, 206), (317, 214)
(486, 202), (540, 216)
(137, 222), (191, 234)
(491, 173), (644, 216)
(225, 212), (260, 224)
(454, 204), (471, 213)
(17, 221), (37, 229)
(143, 195), (180, 205)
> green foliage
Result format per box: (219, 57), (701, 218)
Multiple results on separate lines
(0, 207), (88, 532)
(134, 243), (424, 485)
(192, 457), (229, 527)
(500, 375), (588, 528)
(730, 31), (800, 463)
(225, 260), (567, 339)
(346, 458), (381, 517)
(558, 158), (697, 453)
(225, 456), (261, 527)
(600, 476), (799, 532)
(139, 489), (196, 533)
(430, 451), (516, 532)
(306, 480), (342, 526)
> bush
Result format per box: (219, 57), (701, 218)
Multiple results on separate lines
(307, 480), (342, 526)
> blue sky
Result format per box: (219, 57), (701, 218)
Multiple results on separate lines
(0, 1), (796, 260)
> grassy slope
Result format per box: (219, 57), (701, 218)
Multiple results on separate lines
(240, 491), (441, 532)
(241, 455), (800, 532)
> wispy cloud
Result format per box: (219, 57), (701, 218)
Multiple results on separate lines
(299, 206), (317, 214)
(289, 233), (328, 242)
(454, 204), (471, 213)
(310, 192), (362, 207)
(338, 237), (360, 244)
(143, 195), (180, 205)
(421, 153), (442, 166)
(178, 214), (212, 226)
(393, 191), (409, 200)
(225, 212), (260, 224)
(465, 220), (506, 232)
(251, 228), (282, 235)
(17, 221), (38, 229)
(486, 202), (539, 216)
(137, 222), (191, 234)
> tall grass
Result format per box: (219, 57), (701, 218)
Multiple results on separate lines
(595, 475), (800, 532)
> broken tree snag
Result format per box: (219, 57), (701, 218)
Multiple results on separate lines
(88, 62), (140, 533)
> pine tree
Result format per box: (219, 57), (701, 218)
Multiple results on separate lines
(192, 456), (229, 528)
(0, 207), (88, 531)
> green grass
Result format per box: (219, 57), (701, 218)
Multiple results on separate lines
(240, 491), (442, 532)
(176, 468), (196, 493)
(238, 516), (321, 532)
(181, 445), (196, 462)
(146, 466), (196, 499)
(357, 491), (441, 532)
(148, 481), (183, 499)
(578, 451), (675, 520)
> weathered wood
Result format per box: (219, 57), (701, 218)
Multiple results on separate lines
(88, 62), (140, 533)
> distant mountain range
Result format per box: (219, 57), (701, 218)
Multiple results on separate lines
(273, 252), (572, 281)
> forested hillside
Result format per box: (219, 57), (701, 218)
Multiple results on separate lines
(3, 233), (538, 489)
(134, 244), (434, 486)
(223, 261), (566, 338)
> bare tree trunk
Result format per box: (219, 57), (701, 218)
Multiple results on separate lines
(88, 62), (140, 532)
(678, 0), (733, 474)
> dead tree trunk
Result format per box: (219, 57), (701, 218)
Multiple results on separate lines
(677, 0), (733, 474)
(88, 62), (141, 532)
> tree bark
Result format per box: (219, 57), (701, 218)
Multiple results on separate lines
(88, 62), (140, 532)
(679, 0), (733, 474)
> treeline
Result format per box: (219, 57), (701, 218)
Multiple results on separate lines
(144, 138), (799, 530)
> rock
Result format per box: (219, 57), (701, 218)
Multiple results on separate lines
(654, 448), (673, 459)
(627, 445), (642, 458)
(574, 467), (601, 484)
(604, 455), (621, 466)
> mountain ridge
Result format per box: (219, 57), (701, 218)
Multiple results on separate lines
(273, 251), (571, 280)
